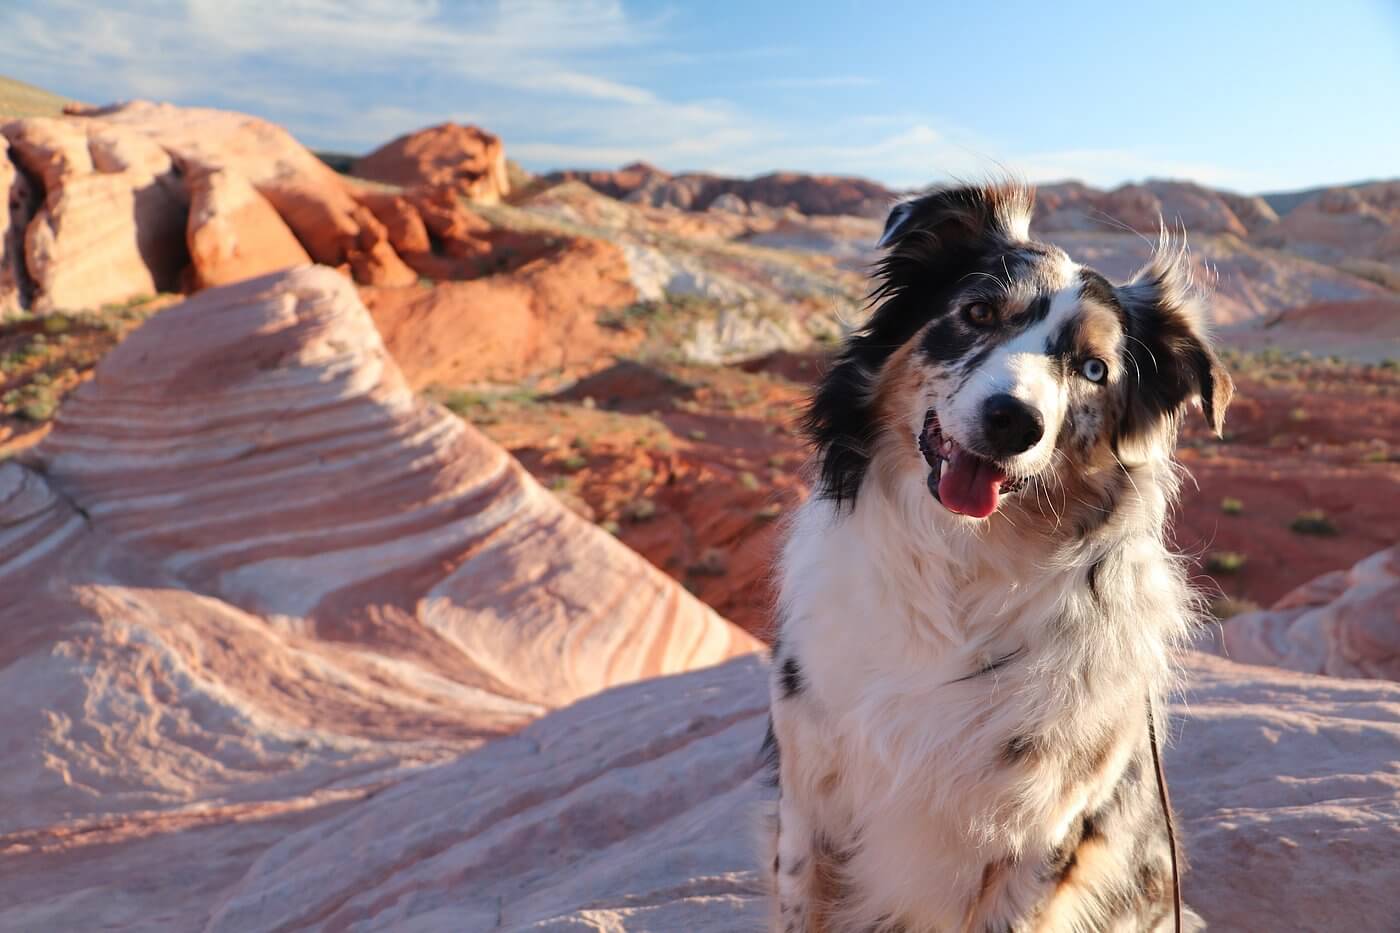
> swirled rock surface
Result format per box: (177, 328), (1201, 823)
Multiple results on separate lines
(0, 266), (756, 929)
(150, 652), (1400, 933)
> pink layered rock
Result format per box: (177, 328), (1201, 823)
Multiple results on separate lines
(185, 164), (311, 288)
(36, 652), (1383, 933)
(2, 116), (189, 311)
(352, 122), (511, 203)
(0, 267), (756, 926)
(1, 100), (421, 309)
(0, 135), (35, 316)
(1210, 545), (1400, 680)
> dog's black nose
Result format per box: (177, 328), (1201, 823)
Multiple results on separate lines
(982, 394), (1044, 457)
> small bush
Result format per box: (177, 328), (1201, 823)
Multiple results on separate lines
(1220, 496), (1244, 515)
(1206, 551), (1247, 574)
(687, 547), (728, 577)
(1290, 510), (1338, 536)
(738, 471), (760, 491)
(622, 498), (657, 522)
(560, 454), (587, 472)
(1210, 596), (1261, 620)
(755, 502), (783, 522)
(688, 428), (707, 441)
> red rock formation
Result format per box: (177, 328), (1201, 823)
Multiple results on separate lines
(0, 101), (442, 312)
(352, 123), (511, 204)
(361, 235), (641, 386)
(185, 164), (311, 288)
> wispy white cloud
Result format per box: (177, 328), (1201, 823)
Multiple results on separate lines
(759, 75), (879, 89)
(0, 0), (1248, 190)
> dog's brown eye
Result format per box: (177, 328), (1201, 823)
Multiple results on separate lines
(964, 302), (996, 327)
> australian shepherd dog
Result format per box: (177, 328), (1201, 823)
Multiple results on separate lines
(764, 182), (1230, 932)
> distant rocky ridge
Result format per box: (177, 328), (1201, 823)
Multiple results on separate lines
(550, 161), (1400, 284)
(548, 161), (898, 218)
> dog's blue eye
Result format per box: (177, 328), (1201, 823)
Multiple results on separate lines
(1080, 358), (1107, 383)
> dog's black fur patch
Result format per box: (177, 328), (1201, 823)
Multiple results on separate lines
(760, 715), (781, 787)
(779, 656), (806, 698)
(1113, 262), (1233, 447)
(803, 184), (1035, 507)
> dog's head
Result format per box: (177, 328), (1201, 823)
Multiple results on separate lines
(806, 182), (1232, 533)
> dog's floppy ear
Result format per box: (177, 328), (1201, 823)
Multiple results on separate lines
(876, 200), (916, 248)
(876, 184), (1033, 253)
(1115, 246), (1233, 440)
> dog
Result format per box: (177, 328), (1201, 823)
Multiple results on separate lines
(763, 182), (1229, 932)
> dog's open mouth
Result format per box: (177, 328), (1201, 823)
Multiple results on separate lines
(917, 409), (1025, 519)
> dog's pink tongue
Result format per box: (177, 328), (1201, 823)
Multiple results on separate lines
(938, 448), (1005, 518)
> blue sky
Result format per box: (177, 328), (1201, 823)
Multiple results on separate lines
(3, 0), (1397, 192)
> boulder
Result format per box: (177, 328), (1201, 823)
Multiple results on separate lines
(185, 164), (311, 288)
(2, 116), (189, 311)
(72, 100), (418, 285)
(352, 123), (511, 203)
(1208, 545), (1400, 680)
(0, 101), (432, 313)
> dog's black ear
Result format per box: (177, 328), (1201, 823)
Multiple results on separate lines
(1115, 247), (1233, 440)
(876, 184), (1033, 253)
(876, 200), (917, 248)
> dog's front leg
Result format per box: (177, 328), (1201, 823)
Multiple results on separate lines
(771, 780), (823, 933)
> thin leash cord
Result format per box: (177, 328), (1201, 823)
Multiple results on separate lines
(1147, 698), (1183, 933)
